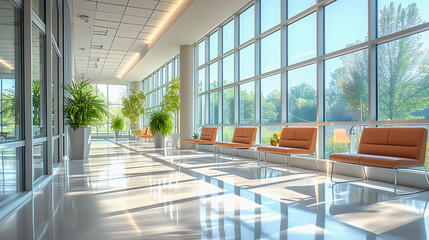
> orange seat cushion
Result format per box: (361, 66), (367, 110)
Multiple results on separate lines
(257, 146), (313, 155)
(215, 142), (253, 148)
(184, 139), (215, 145)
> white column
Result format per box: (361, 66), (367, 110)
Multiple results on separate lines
(179, 45), (194, 149)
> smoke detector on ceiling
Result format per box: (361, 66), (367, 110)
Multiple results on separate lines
(78, 15), (90, 23)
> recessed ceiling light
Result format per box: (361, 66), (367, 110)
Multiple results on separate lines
(93, 28), (108, 36)
(89, 57), (100, 62)
(91, 44), (103, 49)
(78, 15), (90, 24)
(78, 47), (86, 51)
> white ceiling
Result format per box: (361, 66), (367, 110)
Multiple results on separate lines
(122, 0), (249, 84)
(71, 0), (182, 80)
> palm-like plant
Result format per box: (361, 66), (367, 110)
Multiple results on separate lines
(149, 110), (173, 137)
(111, 115), (125, 130)
(64, 79), (109, 131)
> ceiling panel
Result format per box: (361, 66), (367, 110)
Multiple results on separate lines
(128, 0), (158, 9)
(124, 7), (153, 18)
(96, 3), (126, 14)
(94, 20), (120, 29)
(122, 15), (148, 25)
(72, 0), (184, 80)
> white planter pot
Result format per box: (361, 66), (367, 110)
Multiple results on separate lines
(154, 132), (165, 148)
(170, 133), (180, 149)
(68, 127), (91, 160)
(114, 129), (120, 138)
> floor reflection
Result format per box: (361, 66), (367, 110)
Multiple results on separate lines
(0, 139), (428, 239)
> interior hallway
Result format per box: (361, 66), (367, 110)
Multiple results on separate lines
(0, 139), (428, 239)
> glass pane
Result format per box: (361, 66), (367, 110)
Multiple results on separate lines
(325, 0), (368, 53)
(288, 0), (315, 18)
(0, 2), (21, 142)
(378, 0), (429, 37)
(0, 148), (21, 202)
(209, 31), (218, 60)
(96, 84), (108, 105)
(199, 95), (206, 125)
(223, 126), (234, 142)
(222, 54), (234, 86)
(198, 68), (205, 93)
(223, 20), (234, 53)
(33, 143), (45, 181)
(52, 0), (58, 42)
(223, 87), (234, 124)
(53, 139), (59, 164)
(32, 0), (45, 22)
(288, 64), (317, 123)
(108, 85), (127, 104)
(239, 81), (254, 124)
(325, 49), (368, 122)
(198, 40), (205, 66)
(261, 126), (281, 145)
(288, 13), (316, 65)
(261, 0), (280, 33)
(239, 6), (254, 44)
(239, 44), (254, 80)
(32, 25), (46, 138)
(325, 125), (364, 159)
(209, 92), (219, 124)
(378, 31), (429, 120)
(209, 62), (218, 90)
(52, 50), (59, 135)
(261, 74), (281, 123)
(261, 30), (281, 74)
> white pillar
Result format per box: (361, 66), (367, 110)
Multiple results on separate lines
(179, 45), (194, 149)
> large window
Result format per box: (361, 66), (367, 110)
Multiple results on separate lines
(288, 64), (317, 123)
(32, 24), (46, 138)
(378, 31), (429, 121)
(0, 0), (22, 203)
(195, 0), (429, 160)
(90, 84), (128, 136)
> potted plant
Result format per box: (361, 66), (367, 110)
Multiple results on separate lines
(121, 90), (146, 133)
(149, 110), (173, 148)
(111, 115), (125, 138)
(64, 79), (108, 160)
(161, 77), (180, 147)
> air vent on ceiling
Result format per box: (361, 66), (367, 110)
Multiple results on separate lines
(91, 44), (103, 49)
(93, 28), (108, 36)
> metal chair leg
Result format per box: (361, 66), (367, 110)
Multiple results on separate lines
(330, 161), (367, 183)
(286, 155), (290, 172)
(394, 165), (429, 196)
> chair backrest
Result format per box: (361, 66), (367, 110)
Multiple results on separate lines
(142, 127), (148, 135)
(232, 127), (257, 144)
(358, 128), (428, 164)
(200, 127), (218, 142)
(278, 127), (317, 153)
(146, 128), (152, 136)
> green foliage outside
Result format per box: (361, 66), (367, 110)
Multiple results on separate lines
(261, 90), (281, 123)
(110, 115), (125, 130)
(64, 79), (109, 131)
(160, 77), (180, 131)
(122, 89), (146, 129)
(149, 110), (173, 137)
(289, 83), (317, 122)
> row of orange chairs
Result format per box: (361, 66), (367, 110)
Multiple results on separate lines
(131, 127), (154, 139)
(185, 127), (429, 195)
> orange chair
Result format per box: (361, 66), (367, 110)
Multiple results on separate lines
(139, 128), (154, 139)
(329, 127), (429, 195)
(184, 127), (218, 151)
(214, 127), (257, 160)
(132, 127), (147, 137)
(257, 127), (319, 171)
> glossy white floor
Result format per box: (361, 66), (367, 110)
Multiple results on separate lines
(0, 139), (429, 239)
